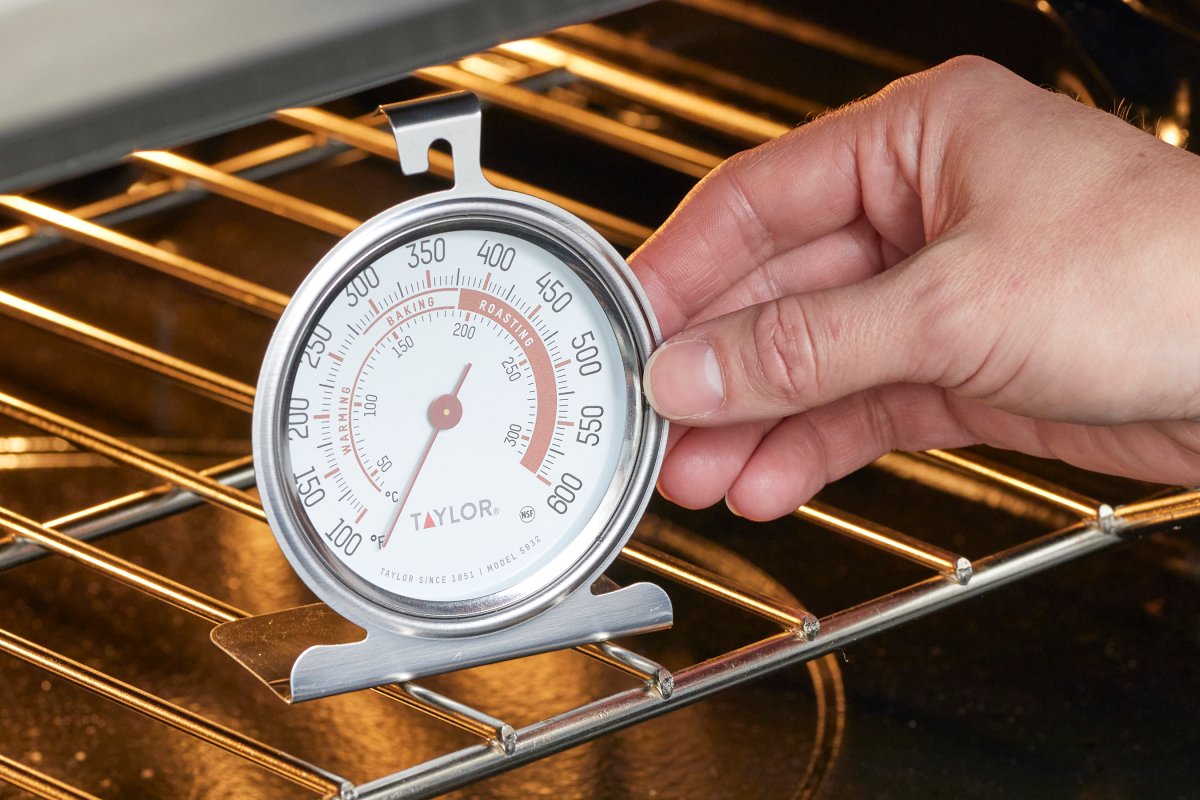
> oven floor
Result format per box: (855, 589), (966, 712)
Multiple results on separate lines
(821, 535), (1200, 800)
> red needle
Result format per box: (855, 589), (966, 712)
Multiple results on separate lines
(380, 363), (471, 548)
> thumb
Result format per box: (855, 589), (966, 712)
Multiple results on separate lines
(643, 269), (931, 425)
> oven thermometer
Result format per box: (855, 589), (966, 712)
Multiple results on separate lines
(244, 92), (671, 702)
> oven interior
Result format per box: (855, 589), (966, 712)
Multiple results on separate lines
(1, 1), (1198, 798)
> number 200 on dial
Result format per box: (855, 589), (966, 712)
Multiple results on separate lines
(278, 224), (641, 613)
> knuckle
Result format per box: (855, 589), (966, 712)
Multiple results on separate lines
(898, 243), (976, 383)
(928, 55), (1022, 97)
(936, 54), (1006, 79)
(862, 390), (899, 453)
(877, 55), (1006, 108)
(903, 242), (1016, 398)
(916, 55), (1022, 123)
(707, 150), (776, 264)
(750, 296), (821, 407)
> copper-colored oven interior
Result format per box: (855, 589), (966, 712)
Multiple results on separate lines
(1, 2), (1198, 798)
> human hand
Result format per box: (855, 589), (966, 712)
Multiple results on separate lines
(630, 56), (1200, 521)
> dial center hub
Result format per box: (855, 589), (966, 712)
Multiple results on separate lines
(429, 394), (463, 429)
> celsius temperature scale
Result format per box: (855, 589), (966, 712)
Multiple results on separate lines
(213, 92), (672, 702)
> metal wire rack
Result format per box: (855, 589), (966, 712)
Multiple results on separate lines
(1, 4), (1198, 798)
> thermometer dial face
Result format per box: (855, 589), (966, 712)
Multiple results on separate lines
(267, 216), (654, 624)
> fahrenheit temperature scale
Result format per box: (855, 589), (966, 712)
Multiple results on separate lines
(241, 93), (671, 702)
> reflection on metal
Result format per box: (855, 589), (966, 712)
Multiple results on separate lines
(417, 63), (722, 178)
(355, 510), (1175, 800)
(0, 753), (102, 800)
(0, 195), (289, 317)
(0, 504), (519, 747)
(916, 449), (1103, 518)
(0, 435), (118, 470)
(873, 451), (1079, 528)
(0, 435), (249, 461)
(353, 516), (849, 800)
(675, 0), (927, 76)
(796, 501), (972, 584)
(1115, 488), (1200, 529)
(0, 391), (267, 522)
(202, 596), (516, 743)
(497, 38), (791, 142)
(1158, 118), (1187, 147)
(373, 684), (514, 748)
(206, 600), (539, 752)
(238, 582), (672, 703)
(0, 452), (115, 470)
(1054, 68), (1098, 108)
(131, 151), (361, 236)
(210, 602), (367, 698)
(0, 456), (255, 561)
(0, 458), (675, 750)
(274, 107), (653, 249)
(0, 506), (243, 624)
(402, 684), (518, 756)
(0, 289), (256, 412)
(0, 628), (348, 796)
(0, 133), (325, 256)
(557, 23), (827, 120)
(455, 53), (552, 84)
(576, 640), (674, 699)
(622, 531), (821, 638)
(631, 517), (844, 800)
(1173, 79), (1190, 148)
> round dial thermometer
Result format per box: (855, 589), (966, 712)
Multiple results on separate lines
(254, 93), (668, 691)
(286, 225), (629, 609)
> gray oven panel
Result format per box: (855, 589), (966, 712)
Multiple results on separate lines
(0, 0), (642, 192)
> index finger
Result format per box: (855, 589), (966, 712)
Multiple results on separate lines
(628, 78), (927, 338)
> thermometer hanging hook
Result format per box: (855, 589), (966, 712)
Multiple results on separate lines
(379, 92), (490, 193)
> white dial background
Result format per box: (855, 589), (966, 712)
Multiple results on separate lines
(284, 228), (629, 604)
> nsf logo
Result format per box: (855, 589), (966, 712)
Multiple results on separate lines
(519, 506), (536, 523)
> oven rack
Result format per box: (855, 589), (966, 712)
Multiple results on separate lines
(1, 8), (1198, 799)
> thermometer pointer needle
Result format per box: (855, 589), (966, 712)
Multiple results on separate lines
(379, 362), (471, 548)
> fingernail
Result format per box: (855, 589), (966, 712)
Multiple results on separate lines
(644, 339), (725, 420)
(725, 495), (743, 518)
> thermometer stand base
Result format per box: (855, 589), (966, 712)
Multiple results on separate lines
(212, 579), (672, 703)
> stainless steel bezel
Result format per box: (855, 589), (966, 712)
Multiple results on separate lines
(254, 187), (666, 639)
